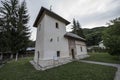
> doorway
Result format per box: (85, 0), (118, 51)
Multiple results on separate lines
(71, 49), (75, 59)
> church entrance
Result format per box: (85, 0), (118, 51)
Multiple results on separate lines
(71, 49), (75, 59)
(68, 39), (76, 59)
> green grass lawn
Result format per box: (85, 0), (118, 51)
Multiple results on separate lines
(0, 57), (117, 80)
(84, 52), (120, 64)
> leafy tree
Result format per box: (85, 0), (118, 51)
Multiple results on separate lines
(0, 0), (30, 61)
(72, 19), (85, 38)
(83, 27), (106, 46)
(28, 40), (35, 47)
(103, 17), (120, 59)
(86, 31), (102, 46)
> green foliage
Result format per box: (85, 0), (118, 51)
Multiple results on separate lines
(72, 19), (85, 38)
(88, 47), (106, 53)
(83, 27), (106, 46)
(0, 57), (117, 80)
(0, 0), (30, 54)
(103, 17), (120, 56)
(28, 40), (35, 47)
(84, 52), (120, 64)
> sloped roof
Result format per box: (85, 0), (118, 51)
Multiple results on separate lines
(64, 32), (86, 42)
(33, 7), (70, 27)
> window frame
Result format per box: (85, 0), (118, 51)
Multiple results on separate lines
(57, 51), (60, 57)
(50, 38), (53, 42)
(80, 46), (83, 52)
(55, 22), (59, 29)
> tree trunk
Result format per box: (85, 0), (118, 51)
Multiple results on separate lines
(0, 53), (3, 60)
(10, 54), (13, 59)
(15, 53), (18, 61)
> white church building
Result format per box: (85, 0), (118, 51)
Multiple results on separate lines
(31, 7), (89, 70)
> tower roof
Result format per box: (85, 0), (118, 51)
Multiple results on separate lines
(33, 7), (70, 27)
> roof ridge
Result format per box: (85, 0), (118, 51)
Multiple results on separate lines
(33, 6), (70, 27)
(64, 32), (86, 42)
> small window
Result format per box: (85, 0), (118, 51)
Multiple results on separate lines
(80, 47), (82, 52)
(57, 51), (60, 57)
(50, 38), (53, 42)
(56, 22), (59, 29)
(57, 37), (59, 42)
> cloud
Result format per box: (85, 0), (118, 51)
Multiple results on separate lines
(0, 0), (120, 40)
(53, 0), (120, 28)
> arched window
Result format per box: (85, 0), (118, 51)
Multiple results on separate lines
(56, 22), (59, 29)
(57, 51), (60, 57)
(80, 46), (83, 52)
(50, 38), (53, 42)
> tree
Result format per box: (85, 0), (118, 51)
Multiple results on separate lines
(86, 31), (102, 46)
(83, 27), (106, 46)
(0, 0), (30, 61)
(72, 19), (85, 38)
(72, 18), (77, 34)
(76, 21), (85, 38)
(103, 17), (120, 59)
(0, 4), (11, 60)
(28, 40), (35, 47)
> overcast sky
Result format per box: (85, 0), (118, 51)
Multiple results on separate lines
(0, 0), (120, 40)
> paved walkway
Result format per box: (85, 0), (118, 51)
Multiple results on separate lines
(80, 60), (120, 80)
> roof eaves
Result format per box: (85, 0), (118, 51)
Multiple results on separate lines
(33, 7), (70, 27)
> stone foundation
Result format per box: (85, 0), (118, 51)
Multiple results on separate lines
(75, 54), (90, 60)
(30, 55), (89, 70)
(30, 57), (72, 70)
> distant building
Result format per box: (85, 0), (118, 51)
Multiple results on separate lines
(98, 41), (106, 49)
(26, 47), (35, 51)
(31, 7), (89, 70)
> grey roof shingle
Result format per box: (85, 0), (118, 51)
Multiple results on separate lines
(64, 32), (86, 42)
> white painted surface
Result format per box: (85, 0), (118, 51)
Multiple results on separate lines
(34, 14), (69, 62)
(34, 16), (45, 62)
(34, 13), (88, 67)
(43, 15), (69, 60)
(75, 41), (87, 55)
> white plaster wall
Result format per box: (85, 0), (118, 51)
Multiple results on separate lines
(43, 14), (69, 60)
(34, 17), (45, 62)
(75, 41), (87, 55)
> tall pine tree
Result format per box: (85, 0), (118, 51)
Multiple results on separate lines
(0, 0), (30, 61)
(72, 19), (85, 38)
